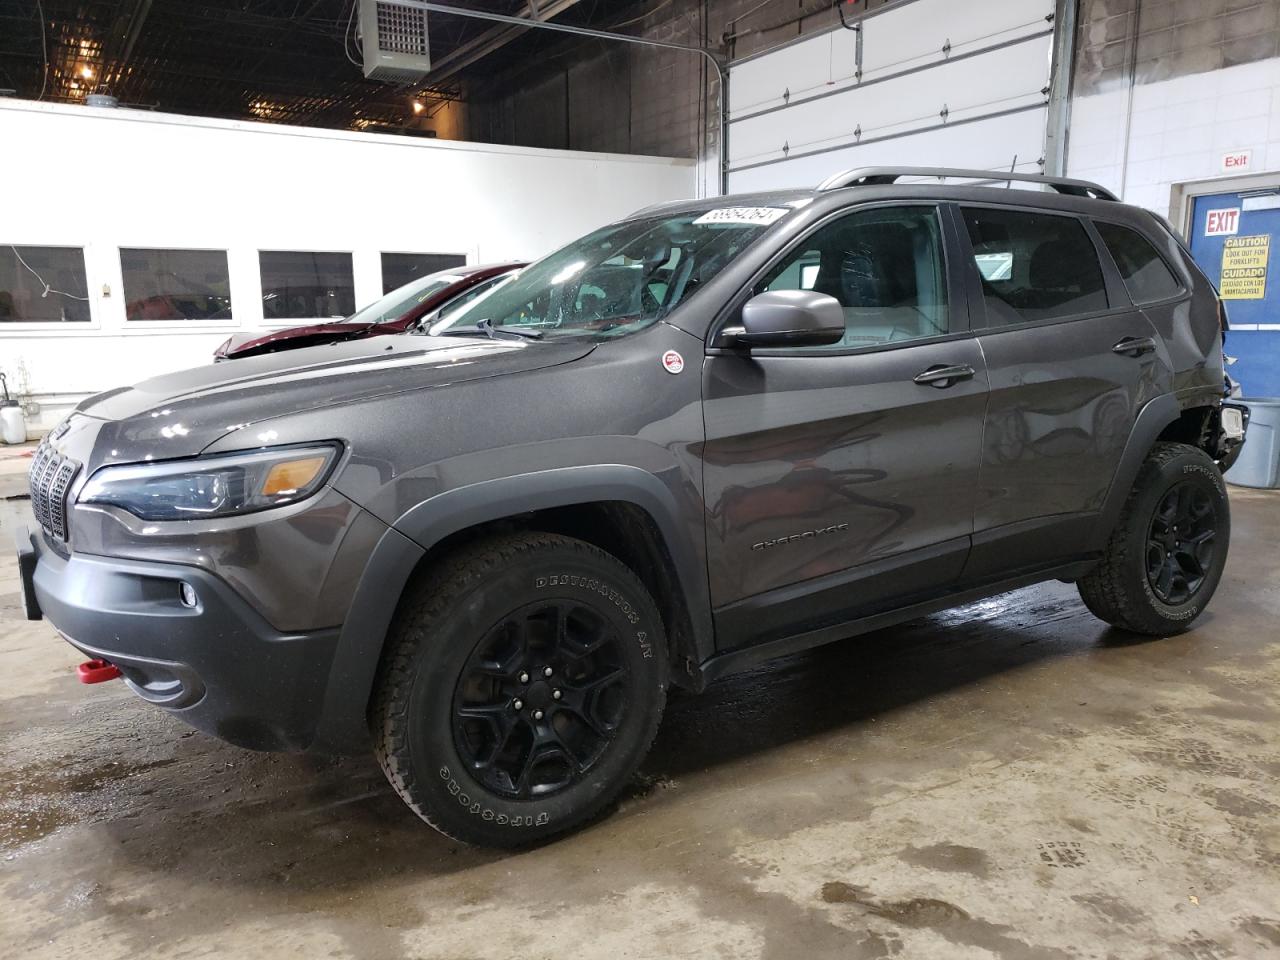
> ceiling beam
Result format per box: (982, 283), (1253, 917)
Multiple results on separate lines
(424, 0), (585, 85)
(99, 0), (154, 90)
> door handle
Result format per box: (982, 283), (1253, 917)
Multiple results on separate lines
(1112, 336), (1157, 357)
(913, 364), (976, 388)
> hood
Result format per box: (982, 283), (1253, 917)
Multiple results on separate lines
(216, 322), (374, 358)
(72, 333), (594, 465)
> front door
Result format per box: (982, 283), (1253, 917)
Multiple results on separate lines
(955, 203), (1163, 579)
(701, 203), (988, 650)
(1188, 188), (1280, 396)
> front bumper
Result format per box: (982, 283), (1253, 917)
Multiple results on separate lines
(21, 526), (339, 751)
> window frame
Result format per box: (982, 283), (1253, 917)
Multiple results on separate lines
(954, 201), (1131, 333)
(0, 243), (97, 331)
(706, 200), (972, 358)
(379, 251), (469, 295)
(119, 245), (236, 328)
(1087, 217), (1190, 308)
(257, 248), (357, 325)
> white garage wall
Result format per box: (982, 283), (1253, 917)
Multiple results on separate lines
(1067, 56), (1280, 219)
(725, 0), (1055, 192)
(0, 100), (695, 429)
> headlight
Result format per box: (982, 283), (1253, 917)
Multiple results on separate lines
(78, 444), (341, 521)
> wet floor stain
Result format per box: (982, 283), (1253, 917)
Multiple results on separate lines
(897, 842), (991, 879)
(0, 757), (184, 847)
(1071, 893), (1148, 928)
(819, 881), (1076, 959)
(821, 880), (970, 925)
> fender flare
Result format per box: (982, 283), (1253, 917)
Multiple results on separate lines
(1087, 393), (1181, 552)
(311, 465), (712, 753)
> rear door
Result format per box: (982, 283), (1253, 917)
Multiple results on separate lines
(956, 203), (1166, 580)
(701, 202), (989, 649)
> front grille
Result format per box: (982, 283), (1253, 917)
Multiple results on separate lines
(28, 443), (80, 542)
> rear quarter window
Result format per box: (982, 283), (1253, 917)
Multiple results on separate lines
(1093, 220), (1183, 304)
(961, 206), (1109, 326)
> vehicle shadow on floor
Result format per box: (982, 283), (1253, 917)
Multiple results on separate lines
(80, 584), (1112, 896)
(647, 584), (1103, 779)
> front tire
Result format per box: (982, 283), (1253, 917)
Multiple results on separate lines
(372, 532), (667, 847)
(1078, 442), (1229, 635)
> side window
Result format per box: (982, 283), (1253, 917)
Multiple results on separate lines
(962, 207), (1109, 325)
(759, 205), (949, 348)
(1094, 220), (1183, 303)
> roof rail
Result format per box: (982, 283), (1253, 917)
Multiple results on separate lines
(816, 166), (1119, 201)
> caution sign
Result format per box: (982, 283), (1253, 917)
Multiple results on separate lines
(1220, 235), (1269, 300)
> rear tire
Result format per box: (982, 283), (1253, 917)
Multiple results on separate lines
(1078, 442), (1229, 635)
(372, 532), (667, 847)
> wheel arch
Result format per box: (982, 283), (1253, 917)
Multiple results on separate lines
(310, 466), (713, 753)
(1089, 393), (1190, 552)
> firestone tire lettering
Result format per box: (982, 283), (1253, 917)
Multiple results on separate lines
(439, 766), (550, 826)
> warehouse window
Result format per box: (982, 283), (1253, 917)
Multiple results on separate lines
(962, 207), (1109, 325)
(122, 248), (232, 321)
(0, 245), (90, 322)
(1094, 221), (1183, 304)
(381, 252), (467, 294)
(260, 251), (355, 320)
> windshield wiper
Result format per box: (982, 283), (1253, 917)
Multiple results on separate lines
(436, 319), (543, 341)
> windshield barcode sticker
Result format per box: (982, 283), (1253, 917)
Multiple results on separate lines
(692, 207), (789, 226)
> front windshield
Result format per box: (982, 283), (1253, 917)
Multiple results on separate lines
(435, 206), (791, 339)
(341, 268), (469, 326)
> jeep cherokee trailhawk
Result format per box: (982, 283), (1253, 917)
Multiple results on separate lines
(18, 167), (1247, 846)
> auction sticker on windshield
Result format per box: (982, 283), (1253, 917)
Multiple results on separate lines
(693, 207), (789, 226)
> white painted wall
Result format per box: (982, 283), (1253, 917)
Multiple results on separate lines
(725, 0), (1055, 192)
(1067, 57), (1280, 219)
(0, 100), (695, 429)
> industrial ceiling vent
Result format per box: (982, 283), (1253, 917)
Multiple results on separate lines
(358, 0), (431, 83)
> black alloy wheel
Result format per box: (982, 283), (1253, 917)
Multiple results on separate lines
(452, 600), (629, 800)
(1078, 441), (1230, 636)
(373, 532), (667, 846)
(1145, 481), (1219, 605)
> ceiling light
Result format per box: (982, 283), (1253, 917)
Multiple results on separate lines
(412, 100), (424, 114)
(80, 66), (93, 79)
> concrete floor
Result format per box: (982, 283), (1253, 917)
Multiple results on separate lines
(1, 446), (1278, 959)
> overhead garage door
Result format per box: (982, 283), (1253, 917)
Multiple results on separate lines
(726, 0), (1055, 193)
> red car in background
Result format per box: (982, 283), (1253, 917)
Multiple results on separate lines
(213, 262), (524, 360)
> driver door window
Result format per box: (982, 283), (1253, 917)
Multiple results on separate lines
(760, 206), (949, 349)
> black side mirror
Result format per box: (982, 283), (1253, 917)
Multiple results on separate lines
(722, 290), (845, 348)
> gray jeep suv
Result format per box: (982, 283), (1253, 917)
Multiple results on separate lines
(18, 167), (1246, 847)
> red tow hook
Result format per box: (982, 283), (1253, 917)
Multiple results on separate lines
(77, 658), (122, 684)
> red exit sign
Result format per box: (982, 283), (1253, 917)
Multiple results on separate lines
(1205, 208), (1240, 237)
(1220, 150), (1253, 173)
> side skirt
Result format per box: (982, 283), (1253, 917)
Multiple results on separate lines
(695, 559), (1099, 687)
